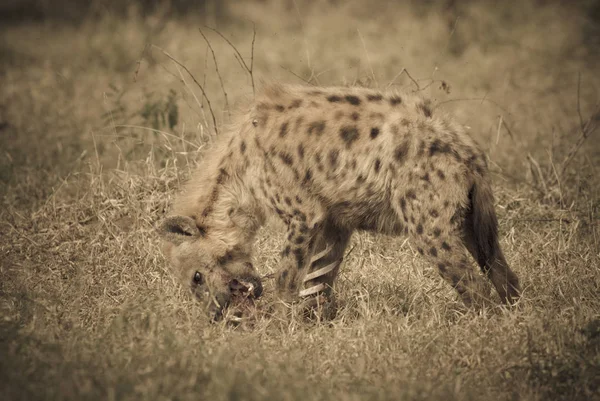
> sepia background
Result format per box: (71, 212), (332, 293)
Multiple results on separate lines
(1, 0), (599, 400)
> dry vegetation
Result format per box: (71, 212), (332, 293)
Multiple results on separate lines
(1, 1), (599, 400)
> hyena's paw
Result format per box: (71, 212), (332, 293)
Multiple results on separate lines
(457, 276), (493, 310)
(267, 294), (338, 323)
(300, 293), (338, 322)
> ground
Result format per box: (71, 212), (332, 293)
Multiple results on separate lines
(1, 1), (599, 400)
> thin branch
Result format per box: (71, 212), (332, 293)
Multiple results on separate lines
(577, 71), (584, 131)
(199, 27), (231, 119)
(203, 27), (249, 71)
(134, 43), (149, 82)
(174, 63), (209, 131)
(560, 106), (600, 177)
(279, 65), (313, 84)
(357, 28), (378, 87)
(387, 68), (420, 91)
(495, 115), (503, 145)
(480, 91), (489, 106)
(492, 169), (539, 190)
(527, 153), (548, 195)
(344, 244), (357, 259)
(500, 118), (516, 142)
(292, 0), (312, 75)
(418, 78), (450, 93)
(113, 124), (198, 148)
(250, 22), (256, 92)
(442, 17), (460, 57)
(204, 25), (256, 96)
(432, 16), (460, 82)
(151, 44), (219, 135)
(548, 148), (563, 205)
(203, 45), (209, 89)
(436, 97), (511, 116)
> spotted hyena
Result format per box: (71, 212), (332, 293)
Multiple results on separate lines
(158, 83), (521, 320)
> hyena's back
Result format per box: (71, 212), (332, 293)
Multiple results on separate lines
(246, 84), (483, 232)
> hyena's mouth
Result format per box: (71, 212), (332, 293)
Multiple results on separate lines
(210, 277), (263, 322)
(229, 277), (263, 299)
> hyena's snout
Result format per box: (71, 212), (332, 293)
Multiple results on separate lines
(207, 275), (263, 322)
(229, 276), (263, 299)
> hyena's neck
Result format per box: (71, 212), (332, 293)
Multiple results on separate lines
(193, 157), (264, 251)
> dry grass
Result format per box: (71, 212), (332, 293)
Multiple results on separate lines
(1, 1), (599, 400)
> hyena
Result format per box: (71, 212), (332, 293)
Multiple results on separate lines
(158, 83), (521, 320)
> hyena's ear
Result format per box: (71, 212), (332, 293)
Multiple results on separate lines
(158, 215), (204, 245)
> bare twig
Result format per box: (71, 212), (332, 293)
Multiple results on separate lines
(436, 97), (511, 116)
(548, 148), (563, 205)
(199, 27), (231, 119)
(344, 244), (357, 259)
(495, 115), (503, 145)
(447, 17), (460, 48)
(279, 65), (313, 85)
(480, 91), (489, 106)
(387, 68), (420, 91)
(292, 0), (312, 76)
(203, 45), (209, 89)
(577, 71), (584, 131)
(357, 28), (378, 87)
(204, 25), (256, 96)
(134, 44), (150, 82)
(527, 153), (548, 195)
(174, 63), (206, 124)
(151, 44), (219, 135)
(560, 106), (600, 177)
(113, 124), (198, 148)
(250, 23), (256, 89)
(418, 78), (451, 93)
(500, 118), (516, 142)
(434, 16), (460, 81)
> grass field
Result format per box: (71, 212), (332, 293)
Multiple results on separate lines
(1, 1), (599, 400)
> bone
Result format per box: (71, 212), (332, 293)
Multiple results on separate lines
(299, 283), (327, 297)
(303, 260), (340, 282)
(310, 243), (333, 264)
(301, 242), (342, 298)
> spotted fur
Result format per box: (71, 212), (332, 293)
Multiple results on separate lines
(159, 83), (520, 317)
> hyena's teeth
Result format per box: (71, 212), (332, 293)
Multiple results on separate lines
(244, 282), (254, 294)
(227, 315), (244, 323)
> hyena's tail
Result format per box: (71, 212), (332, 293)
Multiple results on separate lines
(469, 174), (521, 304)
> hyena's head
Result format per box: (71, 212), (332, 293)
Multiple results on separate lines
(158, 215), (263, 321)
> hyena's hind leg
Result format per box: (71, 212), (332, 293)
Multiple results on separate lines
(395, 192), (491, 308)
(415, 224), (491, 308)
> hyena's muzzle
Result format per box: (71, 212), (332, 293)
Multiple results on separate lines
(192, 270), (263, 321)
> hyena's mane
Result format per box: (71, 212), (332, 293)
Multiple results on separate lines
(170, 96), (261, 251)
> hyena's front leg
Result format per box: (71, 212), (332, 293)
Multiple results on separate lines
(298, 220), (353, 320)
(275, 215), (324, 303)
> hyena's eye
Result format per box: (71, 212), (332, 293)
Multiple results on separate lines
(193, 271), (204, 285)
